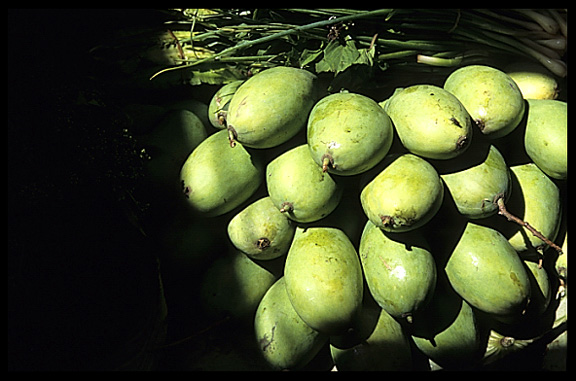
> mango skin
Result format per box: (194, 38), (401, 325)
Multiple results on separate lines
(524, 99), (567, 180)
(208, 80), (245, 128)
(330, 302), (413, 371)
(383, 84), (472, 160)
(507, 163), (562, 252)
(266, 144), (342, 223)
(359, 221), (436, 322)
(411, 284), (486, 370)
(227, 196), (295, 260)
(227, 67), (318, 148)
(254, 277), (328, 370)
(284, 227), (363, 335)
(440, 144), (511, 219)
(444, 65), (525, 139)
(307, 92), (393, 176)
(360, 153), (444, 232)
(445, 222), (531, 318)
(180, 129), (263, 217)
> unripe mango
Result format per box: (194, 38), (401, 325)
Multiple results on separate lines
(180, 129), (263, 216)
(411, 283), (486, 370)
(307, 92), (393, 176)
(330, 299), (413, 371)
(524, 99), (567, 180)
(266, 144), (342, 223)
(383, 84), (472, 160)
(359, 221), (436, 322)
(284, 227), (363, 335)
(208, 80), (244, 128)
(226, 67), (318, 148)
(360, 153), (444, 232)
(227, 196), (295, 260)
(254, 277), (328, 370)
(506, 62), (559, 100)
(439, 142), (511, 219)
(445, 222), (531, 319)
(444, 65), (525, 138)
(507, 163), (562, 252)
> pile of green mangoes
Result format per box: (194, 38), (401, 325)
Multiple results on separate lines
(138, 63), (567, 370)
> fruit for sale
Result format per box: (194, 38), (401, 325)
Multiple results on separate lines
(524, 99), (567, 180)
(266, 144), (342, 223)
(307, 92), (393, 176)
(556, 232), (567, 279)
(201, 249), (279, 322)
(358, 221), (436, 322)
(382, 84), (472, 160)
(254, 277), (328, 370)
(411, 282), (487, 369)
(439, 142), (511, 219)
(227, 196), (295, 260)
(444, 65), (525, 139)
(445, 222), (531, 318)
(284, 227), (363, 335)
(506, 163), (562, 252)
(226, 67), (318, 148)
(180, 129), (263, 216)
(330, 297), (413, 371)
(506, 62), (559, 100)
(208, 80), (244, 128)
(360, 153), (444, 232)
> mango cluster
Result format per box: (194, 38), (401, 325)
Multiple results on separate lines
(142, 64), (567, 370)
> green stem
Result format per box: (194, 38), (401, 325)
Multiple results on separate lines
(150, 9), (394, 80)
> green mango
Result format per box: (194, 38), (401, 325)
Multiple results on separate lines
(505, 62), (559, 100)
(360, 153), (444, 232)
(411, 282), (487, 370)
(330, 298), (413, 371)
(523, 260), (552, 316)
(180, 129), (263, 217)
(383, 84), (472, 160)
(226, 67), (318, 148)
(507, 163), (562, 252)
(444, 65), (525, 139)
(556, 231), (567, 279)
(254, 277), (328, 370)
(307, 92), (393, 176)
(208, 80), (245, 128)
(141, 109), (207, 192)
(266, 144), (342, 223)
(227, 196), (295, 260)
(201, 249), (279, 323)
(284, 227), (363, 335)
(358, 220), (436, 322)
(439, 142), (511, 219)
(524, 99), (567, 180)
(445, 222), (531, 318)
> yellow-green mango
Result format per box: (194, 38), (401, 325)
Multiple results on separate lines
(439, 142), (511, 219)
(506, 62), (559, 100)
(411, 283), (486, 369)
(266, 144), (342, 223)
(208, 80), (244, 128)
(360, 153), (444, 232)
(330, 298), (412, 371)
(383, 84), (472, 159)
(284, 227), (363, 335)
(507, 163), (562, 252)
(254, 277), (328, 370)
(556, 231), (567, 279)
(307, 92), (393, 176)
(524, 99), (567, 180)
(359, 220), (436, 322)
(180, 129), (263, 217)
(227, 196), (295, 260)
(444, 65), (525, 139)
(226, 67), (318, 148)
(201, 249), (279, 323)
(445, 222), (531, 318)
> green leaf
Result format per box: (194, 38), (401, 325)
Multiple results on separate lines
(315, 37), (375, 74)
